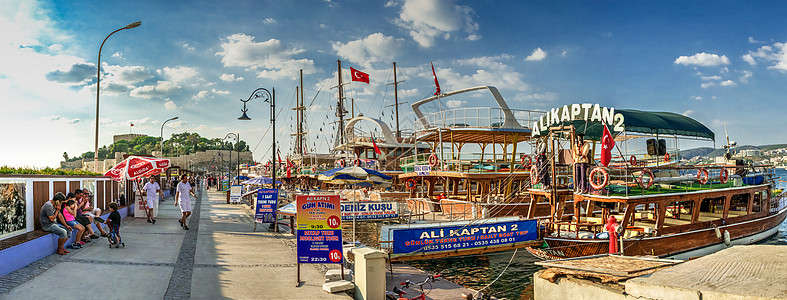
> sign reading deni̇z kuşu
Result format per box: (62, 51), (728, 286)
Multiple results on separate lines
(341, 201), (398, 220)
(391, 219), (538, 254)
(296, 195), (343, 264)
(254, 189), (277, 223)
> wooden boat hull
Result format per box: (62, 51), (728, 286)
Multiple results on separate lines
(527, 206), (787, 260)
(438, 198), (571, 219)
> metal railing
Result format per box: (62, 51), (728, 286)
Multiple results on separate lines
(399, 152), (532, 173)
(416, 107), (543, 131)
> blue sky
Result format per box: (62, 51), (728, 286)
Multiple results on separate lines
(2, 0), (787, 168)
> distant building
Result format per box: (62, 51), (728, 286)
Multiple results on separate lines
(113, 133), (147, 143)
(714, 156), (728, 164)
(740, 149), (762, 157)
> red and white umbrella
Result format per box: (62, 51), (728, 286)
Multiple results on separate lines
(104, 156), (171, 181)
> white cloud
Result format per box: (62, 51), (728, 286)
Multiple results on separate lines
(319, 24), (328, 29)
(385, 0), (398, 7)
(45, 62), (94, 84)
(211, 88), (230, 95)
(182, 42), (195, 51)
(700, 75), (721, 81)
(332, 33), (405, 64)
(103, 64), (152, 85)
(514, 92), (558, 101)
(739, 70), (752, 83)
(748, 36), (763, 43)
(445, 100), (465, 108)
(701, 82), (716, 88)
(692, 96), (703, 100)
(130, 81), (181, 98)
(449, 54), (529, 91)
(720, 80), (736, 86)
(395, 0), (479, 48)
(263, 18), (277, 24)
(157, 66), (199, 83)
(220, 73), (244, 82)
(674, 52), (730, 67)
(112, 52), (123, 59)
(164, 100), (177, 110)
(193, 90), (209, 100)
(744, 42), (787, 72)
(216, 33), (316, 79)
(50, 115), (80, 124)
(682, 110), (694, 116)
(525, 48), (547, 61)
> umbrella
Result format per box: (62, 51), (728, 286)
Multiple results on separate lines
(104, 156), (170, 181)
(241, 176), (283, 185)
(235, 175), (251, 180)
(317, 166), (392, 185)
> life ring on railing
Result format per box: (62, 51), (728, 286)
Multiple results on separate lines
(697, 168), (709, 184)
(428, 153), (439, 167)
(630, 155), (637, 166)
(530, 165), (538, 185)
(664, 152), (670, 163)
(405, 179), (417, 190)
(311, 166), (317, 173)
(353, 159), (362, 167)
(637, 168), (655, 189)
(337, 159), (346, 168)
(719, 168), (729, 184)
(521, 154), (532, 168)
(588, 167), (610, 190)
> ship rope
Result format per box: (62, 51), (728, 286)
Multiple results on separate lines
(473, 249), (518, 298)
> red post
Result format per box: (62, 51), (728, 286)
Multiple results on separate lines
(605, 216), (619, 254)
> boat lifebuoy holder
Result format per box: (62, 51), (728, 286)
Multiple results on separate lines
(697, 168), (709, 184)
(428, 153), (439, 167)
(636, 168), (655, 189)
(353, 159), (362, 167)
(530, 165), (538, 185)
(719, 168), (729, 184)
(588, 167), (609, 190)
(521, 154), (532, 168)
(337, 159), (346, 168)
(629, 155), (637, 166)
(406, 179), (417, 190)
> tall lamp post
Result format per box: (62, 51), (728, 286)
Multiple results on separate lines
(93, 21), (141, 173)
(238, 87), (275, 231)
(224, 133), (239, 185)
(160, 116), (178, 157)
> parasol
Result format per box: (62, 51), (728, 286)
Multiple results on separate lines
(104, 156), (171, 181)
(241, 176), (283, 185)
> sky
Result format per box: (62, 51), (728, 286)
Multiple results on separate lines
(2, 0), (787, 168)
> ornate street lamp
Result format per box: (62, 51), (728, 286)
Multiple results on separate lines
(160, 116), (178, 156)
(238, 87), (276, 230)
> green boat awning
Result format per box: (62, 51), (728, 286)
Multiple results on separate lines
(558, 109), (715, 141)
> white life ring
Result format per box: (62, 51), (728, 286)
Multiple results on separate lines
(588, 167), (609, 190)
(428, 153), (439, 167)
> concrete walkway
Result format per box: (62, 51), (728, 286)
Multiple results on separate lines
(0, 185), (349, 300)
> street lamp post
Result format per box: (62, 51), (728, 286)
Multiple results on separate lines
(160, 116), (178, 157)
(224, 133), (240, 185)
(238, 87), (275, 230)
(93, 21), (141, 173)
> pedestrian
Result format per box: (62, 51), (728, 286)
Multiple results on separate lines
(573, 133), (591, 193)
(40, 192), (70, 255)
(142, 176), (163, 224)
(104, 202), (122, 245)
(174, 174), (197, 230)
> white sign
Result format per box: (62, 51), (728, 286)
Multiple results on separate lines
(230, 185), (242, 203)
(532, 103), (624, 136)
(341, 201), (399, 220)
(414, 165), (431, 176)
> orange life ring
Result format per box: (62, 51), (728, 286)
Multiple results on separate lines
(664, 152), (670, 163)
(428, 153), (439, 167)
(521, 155), (532, 168)
(337, 159), (346, 168)
(530, 165), (539, 185)
(406, 179), (417, 190)
(636, 168), (655, 189)
(697, 168), (709, 184)
(311, 166), (317, 173)
(354, 159), (362, 167)
(719, 168), (729, 184)
(588, 167), (610, 190)
(630, 155), (637, 166)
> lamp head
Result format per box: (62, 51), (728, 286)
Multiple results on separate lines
(126, 21), (142, 29)
(238, 111), (251, 120)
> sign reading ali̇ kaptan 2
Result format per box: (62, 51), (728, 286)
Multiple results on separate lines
(531, 103), (624, 137)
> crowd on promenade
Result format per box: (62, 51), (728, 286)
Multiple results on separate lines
(39, 189), (121, 255)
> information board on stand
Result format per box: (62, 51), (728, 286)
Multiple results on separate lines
(296, 195), (342, 264)
(230, 185), (242, 204)
(254, 189), (278, 223)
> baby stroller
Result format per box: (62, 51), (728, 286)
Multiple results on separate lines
(108, 224), (124, 248)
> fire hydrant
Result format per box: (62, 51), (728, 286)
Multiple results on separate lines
(605, 216), (619, 254)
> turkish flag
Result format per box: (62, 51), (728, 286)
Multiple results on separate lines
(371, 134), (381, 155)
(600, 124), (615, 167)
(350, 67), (370, 84)
(431, 62), (441, 95)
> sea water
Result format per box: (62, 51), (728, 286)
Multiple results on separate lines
(412, 169), (787, 299)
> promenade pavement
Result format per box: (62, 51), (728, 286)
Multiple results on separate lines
(0, 185), (349, 300)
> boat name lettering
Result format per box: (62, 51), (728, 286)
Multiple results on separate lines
(533, 103), (624, 136)
(417, 225), (510, 239)
(341, 203), (393, 212)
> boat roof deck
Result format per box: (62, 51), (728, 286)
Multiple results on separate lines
(418, 127), (533, 144)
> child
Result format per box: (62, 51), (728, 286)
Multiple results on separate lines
(104, 203), (121, 245)
(63, 200), (86, 249)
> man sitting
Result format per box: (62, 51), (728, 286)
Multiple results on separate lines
(40, 192), (70, 255)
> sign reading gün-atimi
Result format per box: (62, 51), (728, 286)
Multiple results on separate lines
(341, 201), (398, 220)
(392, 219), (538, 254)
(296, 195), (343, 264)
(255, 189), (277, 223)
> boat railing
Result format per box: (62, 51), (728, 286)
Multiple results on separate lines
(415, 107), (542, 131)
(399, 152), (533, 173)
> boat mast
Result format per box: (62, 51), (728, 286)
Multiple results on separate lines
(335, 60), (347, 151)
(393, 62), (401, 138)
(299, 69), (304, 156)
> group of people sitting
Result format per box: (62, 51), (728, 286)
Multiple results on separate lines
(40, 189), (121, 255)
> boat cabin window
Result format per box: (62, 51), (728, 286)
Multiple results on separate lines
(699, 197), (725, 222)
(663, 200), (693, 226)
(646, 139), (667, 156)
(752, 191), (766, 213)
(634, 203), (658, 224)
(729, 194), (750, 216)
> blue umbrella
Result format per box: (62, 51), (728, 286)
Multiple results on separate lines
(241, 176), (283, 185)
(235, 175), (251, 180)
(318, 166), (392, 185)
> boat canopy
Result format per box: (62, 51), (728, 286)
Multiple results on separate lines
(550, 109), (714, 141)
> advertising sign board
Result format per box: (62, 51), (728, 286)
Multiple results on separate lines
(391, 219), (538, 254)
(341, 201), (398, 220)
(254, 189), (278, 223)
(296, 195), (343, 264)
(230, 185), (242, 203)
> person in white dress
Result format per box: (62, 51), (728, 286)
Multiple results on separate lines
(174, 174), (197, 230)
(142, 176), (163, 224)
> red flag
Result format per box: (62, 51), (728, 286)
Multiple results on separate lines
(431, 62), (441, 95)
(371, 134), (381, 155)
(286, 166), (291, 178)
(277, 152), (282, 165)
(350, 67), (370, 84)
(600, 124), (615, 167)
(286, 157), (294, 168)
(130, 123), (134, 127)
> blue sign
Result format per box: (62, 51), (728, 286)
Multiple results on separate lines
(255, 189), (278, 223)
(391, 219), (538, 254)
